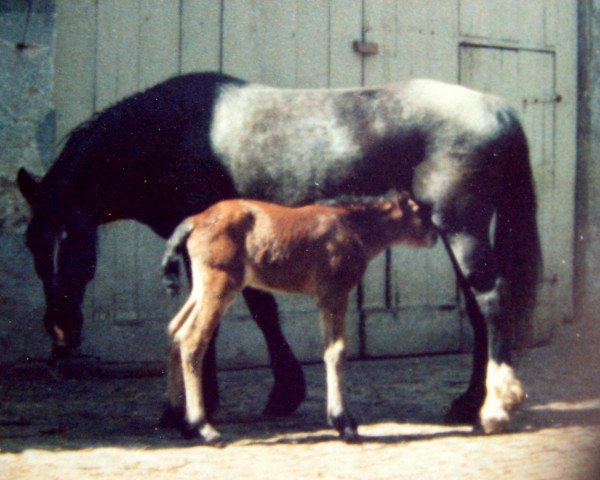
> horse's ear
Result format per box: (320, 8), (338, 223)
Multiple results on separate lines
(16, 168), (41, 206)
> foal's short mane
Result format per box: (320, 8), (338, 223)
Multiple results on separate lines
(316, 192), (394, 208)
(316, 192), (409, 229)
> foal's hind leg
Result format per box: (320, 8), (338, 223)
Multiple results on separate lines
(444, 230), (524, 433)
(243, 288), (306, 416)
(175, 267), (239, 443)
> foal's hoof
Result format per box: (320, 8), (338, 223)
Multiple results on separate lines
(262, 365), (307, 417)
(329, 412), (359, 443)
(445, 391), (484, 425)
(181, 422), (225, 447)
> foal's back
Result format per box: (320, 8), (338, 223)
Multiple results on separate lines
(186, 199), (368, 295)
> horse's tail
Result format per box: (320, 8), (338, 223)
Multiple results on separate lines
(494, 116), (542, 341)
(162, 219), (194, 296)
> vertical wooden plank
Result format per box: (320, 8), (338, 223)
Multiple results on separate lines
(110, 1), (142, 323)
(54, 0), (97, 140)
(364, 0), (458, 85)
(139, 0), (181, 87)
(95, 0), (120, 110)
(91, 0), (122, 326)
(329, 0), (362, 87)
(459, 0), (545, 46)
(223, 0), (331, 87)
(459, 45), (560, 345)
(115, 0), (141, 97)
(222, 0), (261, 80)
(550, 0), (577, 326)
(219, 0), (349, 366)
(363, 0), (459, 309)
(181, 0), (222, 73)
(293, 0), (330, 88)
(55, 0), (98, 321)
(362, 0), (396, 85)
(135, 0), (181, 322)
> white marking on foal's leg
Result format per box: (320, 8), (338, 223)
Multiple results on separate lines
(321, 302), (358, 442)
(324, 338), (346, 420)
(479, 360), (525, 434)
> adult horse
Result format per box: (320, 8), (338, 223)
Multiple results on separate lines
(17, 72), (540, 431)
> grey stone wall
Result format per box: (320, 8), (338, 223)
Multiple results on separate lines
(0, 1), (56, 362)
(575, 0), (600, 320)
(0, 0), (55, 234)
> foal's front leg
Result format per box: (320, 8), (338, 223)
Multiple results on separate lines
(319, 294), (358, 442)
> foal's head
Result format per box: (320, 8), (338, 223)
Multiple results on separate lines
(343, 191), (437, 249)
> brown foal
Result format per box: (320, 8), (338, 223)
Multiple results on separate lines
(162, 191), (436, 444)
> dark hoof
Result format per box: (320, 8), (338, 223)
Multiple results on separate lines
(445, 392), (484, 425)
(49, 344), (78, 364)
(159, 404), (185, 429)
(329, 412), (358, 443)
(203, 388), (219, 421)
(262, 367), (307, 417)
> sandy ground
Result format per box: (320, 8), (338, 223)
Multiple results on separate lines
(1, 316), (599, 480)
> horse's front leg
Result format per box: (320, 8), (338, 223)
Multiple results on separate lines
(50, 218), (98, 359)
(242, 288), (306, 416)
(445, 231), (525, 433)
(319, 294), (358, 442)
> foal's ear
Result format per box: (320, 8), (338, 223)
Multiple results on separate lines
(395, 192), (420, 214)
(16, 168), (41, 206)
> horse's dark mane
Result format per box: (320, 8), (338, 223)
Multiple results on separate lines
(37, 72), (245, 220)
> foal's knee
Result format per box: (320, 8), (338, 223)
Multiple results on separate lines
(324, 339), (345, 365)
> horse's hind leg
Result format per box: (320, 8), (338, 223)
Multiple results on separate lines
(442, 235), (488, 424)
(444, 229), (524, 433)
(160, 297), (196, 429)
(242, 288), (307, 416)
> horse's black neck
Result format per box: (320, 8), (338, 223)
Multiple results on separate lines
(39, 72), (246, 236)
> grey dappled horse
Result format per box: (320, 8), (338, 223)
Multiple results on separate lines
(17, 72), (540, 432)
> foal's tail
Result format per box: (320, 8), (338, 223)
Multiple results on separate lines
(494, 117), (542, 337)
(162, 219), (194, 296)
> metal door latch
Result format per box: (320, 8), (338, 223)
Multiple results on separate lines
(522, 94), (562, 106)
(353, 40), (380, 56)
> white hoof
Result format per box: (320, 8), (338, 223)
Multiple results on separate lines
(479, 361), (525, 434)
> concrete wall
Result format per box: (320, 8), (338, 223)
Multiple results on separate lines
(0, 1), (56, 361)
(575, 0), (600, 320)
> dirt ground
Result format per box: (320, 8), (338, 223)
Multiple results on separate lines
(1, 315), (600, 480)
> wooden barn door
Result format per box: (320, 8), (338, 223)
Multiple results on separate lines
(55, 0), (575, 366)
(217, 0), (464, 364)
(460, 47), (562, 345)
(358, 0), (463, 358)
(214, 0), (364, 366)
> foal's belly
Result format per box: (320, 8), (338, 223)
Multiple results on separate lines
(243, 263), (316, 297)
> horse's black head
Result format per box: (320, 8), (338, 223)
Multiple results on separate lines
(17, 168), (79, 357)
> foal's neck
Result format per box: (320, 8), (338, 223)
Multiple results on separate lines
(342, 208), (396, 259)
